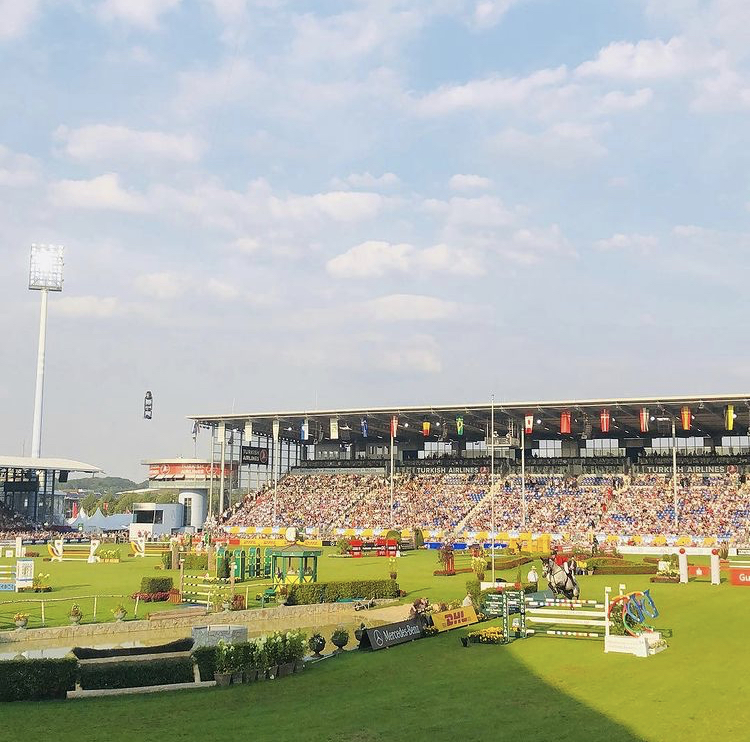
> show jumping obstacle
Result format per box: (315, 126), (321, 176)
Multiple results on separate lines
(47, 539), (100, 563)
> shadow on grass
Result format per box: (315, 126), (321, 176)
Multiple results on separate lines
(1, 631), (646, 742)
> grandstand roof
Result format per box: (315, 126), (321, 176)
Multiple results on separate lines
(188, 393), (750, 443)
(0, 456), (102, 473)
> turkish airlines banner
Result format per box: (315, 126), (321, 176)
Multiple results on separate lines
(148, 463), (235, 481)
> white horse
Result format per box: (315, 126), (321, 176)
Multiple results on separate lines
(542, 557), (580, 600)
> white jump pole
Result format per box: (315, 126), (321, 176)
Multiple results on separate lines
(710, 548), (720, 586)
(678, 548), (688, 584)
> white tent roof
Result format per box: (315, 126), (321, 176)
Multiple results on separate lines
(0, 456), (101, 473)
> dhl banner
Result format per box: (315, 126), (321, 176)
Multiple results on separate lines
(432, 605), (478, 632)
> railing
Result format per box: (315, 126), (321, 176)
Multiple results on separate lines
(0, 594), (141, 630)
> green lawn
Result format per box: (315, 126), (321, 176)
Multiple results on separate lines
(1, 548), (749, 741)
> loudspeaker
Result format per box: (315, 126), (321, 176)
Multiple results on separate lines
(59, 470), (69, 483)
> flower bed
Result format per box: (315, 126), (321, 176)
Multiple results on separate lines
(130, 591), (170, 602)
(433, 568), (473, 576)
(467, 627), (504, 644)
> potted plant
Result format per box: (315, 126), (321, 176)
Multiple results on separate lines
(331, 626), (349, 653)
(253, 636), (268, 680)
(214, 640), (233, 686)
(14, 612), (29, 629)
(308, 631), (326, 658)
(286, 629), (306, 672)
(266, 632), (282, 679)
(112, 603), (127, 622)
(69, 604), (83, 625)
(32, 573), (51, 593)
(388, 557), (398, 581)
(168, 588), (181, 604)
(471, 556), (486, 582)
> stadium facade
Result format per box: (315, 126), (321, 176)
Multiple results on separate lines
(188, 393), (750, 518)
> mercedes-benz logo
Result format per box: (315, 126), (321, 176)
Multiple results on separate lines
(374, 630), (384, 647)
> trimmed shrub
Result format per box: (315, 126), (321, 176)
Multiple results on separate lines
(286, 579), (399, 606)
(585, 557), (630, 567)
(182, 554), (209, 571)
(78, 657), (194, 690)
(193, 646), (217, 681)
(385, 529), (401, 544)
(592, 564), (658, 575)
(488, 556), (533, 570)
(414, 528), (425, 548)
(0, 658), (77, 701)
(161, 552), (172, 569)
(217, 555), (230, 579)
(73, 639), (193, 660)
(140, 576), (174, 594)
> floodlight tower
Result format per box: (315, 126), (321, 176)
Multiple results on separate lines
(28, 244), (64, 458)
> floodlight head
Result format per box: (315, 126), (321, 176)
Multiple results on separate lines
(29, 244), (64, 291)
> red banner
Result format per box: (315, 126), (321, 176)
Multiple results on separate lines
(560, 411), (571, 434)
(730, 568), (750, 586)
(148, 463), (234, 481)
(524, 414), (534, 435)
(681, 406), (691, 431)
(600, 409), (610, 433)
(390, 415), (398, 437)
(422, 421), (431, 437)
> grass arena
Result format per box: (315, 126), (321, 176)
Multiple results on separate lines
(1, 541), (749, 742)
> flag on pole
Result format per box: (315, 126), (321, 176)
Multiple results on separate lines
(639, 408), (649, 433)
(390, 415), (398, 437)
(524, 414), (534, 435)
(300, 419), (308, 441)
(330, 417), (339, 440)
(456, 417), (464, 435)
(560, 411), (571, 434)
(192, 421), (198, 441)
(726, 405), (735, 431)
(681, 406), (691, 431)
(422, 421), (431, 437)
(600, 409), (611, 434)
(272, 419), (279, 441)
(361, 418), (368, 437)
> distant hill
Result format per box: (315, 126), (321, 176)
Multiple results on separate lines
(58, 476), (146, 495)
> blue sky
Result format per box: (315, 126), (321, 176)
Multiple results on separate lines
(0, 0), (749, 478)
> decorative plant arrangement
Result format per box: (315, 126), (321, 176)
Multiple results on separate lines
(13, 612), (29, 629)
(388, 557), (397, 581)
(111, 604), (127, 622)
(471, 556), (486, 582)
(69, 604), (83, 625)
(98, 549), (121, 563)
(32, 573), (52, 592)
(308, 632), (326, 657)
(214, 640), (235, 686)
(466, 626), (504, 645)
(331, 626), (350, 652)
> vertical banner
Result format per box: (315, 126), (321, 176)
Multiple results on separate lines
(244, 421), (253, 446)
(639, 408), (649, 433)
(390, 415), (399, 437)
(272, 419), (280, 441)
(72, 502), (78, 518)
(330, 417), (339, 440)
(422, 421), (431, 437)
(600, 409), (611, 433)
(361, 418), (368, 437)
(524, 414), (534, 434)
(726, 405), (735, 431)
(456, 417), (464, 436)
(300, 418), (308, 441)
(560, 411), (571, 434)
(681, 406), (691, 431)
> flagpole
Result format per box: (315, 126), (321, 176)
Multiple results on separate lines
(672, 418), (678, 532)
(490, 395), (495, 585)
(389, 419), (395, 527)
(521, 425), (527, 529)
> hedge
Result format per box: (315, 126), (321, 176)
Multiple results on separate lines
(193, 646), (217, 681)
(140, 576), (174, 593)
(592, 564), (658, 575)
(72, 638), (193, 660)
(585, 557), (630, 567)
(286, 579), (399, 606)
(488, 556), (533, 570)
(78, 656), (194, 690)
(0, 658), (77, 701)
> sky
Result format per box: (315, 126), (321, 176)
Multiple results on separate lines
(1, 0), (749, 480)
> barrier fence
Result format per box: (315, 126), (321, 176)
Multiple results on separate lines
(0, 594), (142, 630)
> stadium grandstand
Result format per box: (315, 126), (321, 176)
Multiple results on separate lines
(189, 393), (750, 542)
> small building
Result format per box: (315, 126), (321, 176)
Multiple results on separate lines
(270, 544), (323, 585)
(129, 503), (185, 540)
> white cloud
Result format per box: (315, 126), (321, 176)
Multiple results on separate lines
(0, 0), (41, 40)
(56, 296), (121, 318)
(49, 173), (149, 212)
(56, 125), (203, 163)
(424, 194), (516, 229)
(596, 88), (653, 113)
(376, 335), (442, 374)
(134, 272), (186, 299)
(365, 294), (458, 322)
(326, 240), (413, 278)
(0, 146), (40, 186)
(205, 278), (240, 300)
(449, 174), (492, 191)
(415, 66), (568, 115)
(491, 123), (607, 165)
(576, 37), (704, 81)
(470, 0), (524, 30)
(416, 244), (485, 276)
(173, 58), (261, 115)
(340, 172), (401, 189)
(504, 225), (574, 263)
(97, 0), (182, 29)
(596, 232), (659, 254)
